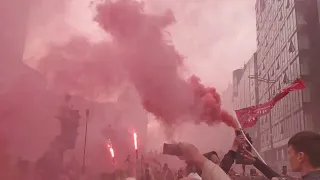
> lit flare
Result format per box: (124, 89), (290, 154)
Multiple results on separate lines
(133, 133), (137, 150)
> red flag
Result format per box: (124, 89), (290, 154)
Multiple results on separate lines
(235, 78), (306, 129)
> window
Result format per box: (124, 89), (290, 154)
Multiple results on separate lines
(282, 72), (289, 84)
(299, 34), (310, 49)
(295, 58), (300, 75)
(272, 87), (276, 95)
(297, 12), (307, 26)
(286, 0), (290, 9)
(289, 40), (295, 53)
(260, 0), (266, 12)
(289, 116), (293, 136)
(300, 111), (305, 131)
(303, 83), (311, 102)
(300, 57), (310, 75)
(296, 113), (300, 131)
(279, 11), (283, 21)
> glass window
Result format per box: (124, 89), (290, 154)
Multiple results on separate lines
(297, 11), (307, 26)
(289, 40), (295, 53)
(299, 34), (310, 49)
(295, 57), (300, 76)
(297, 113), (300, 132)
(300, 111), (304, 131)
(303, 83), (311, 102)
(279, 8), (283, 21)
(294, 113), (298, 133)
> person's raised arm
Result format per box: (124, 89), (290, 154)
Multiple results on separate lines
(178, 142), (231, 180)
(242, 149), (280, 179)
(220, 134), (246, 173)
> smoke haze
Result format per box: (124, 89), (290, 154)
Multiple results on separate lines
(1, 0), (256, 175)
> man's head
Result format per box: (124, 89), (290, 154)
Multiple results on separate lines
(287, 131), (320, 172)
(204, 151), (220, 164)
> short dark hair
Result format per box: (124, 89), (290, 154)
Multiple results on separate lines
(203, 151), (219, 160)
(288, 131), (320, 167)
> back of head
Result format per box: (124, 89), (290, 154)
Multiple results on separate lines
(203, 151), (220, 165)
(288, 131), (320, 169)
(203, 151), (218, 160)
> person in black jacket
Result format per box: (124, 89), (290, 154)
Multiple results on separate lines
(218, 132), (281, 179)
(241, 149), (280, 179)
(219, 132), (246, 173)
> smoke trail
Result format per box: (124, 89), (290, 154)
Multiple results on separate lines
(36, 0), (237, 137)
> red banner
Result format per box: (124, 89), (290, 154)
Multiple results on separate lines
(235, 78), (306, 129)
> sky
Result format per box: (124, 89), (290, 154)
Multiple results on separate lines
(24, 0), (257, 93)
(144, 0), (257, 92)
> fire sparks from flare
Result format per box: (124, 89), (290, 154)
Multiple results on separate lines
(133, 132), (137, 150)
(107, 140), (115, 158)
(110, 147), (114, 158)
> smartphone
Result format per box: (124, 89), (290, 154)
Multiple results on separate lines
(163, 143), (182, 156)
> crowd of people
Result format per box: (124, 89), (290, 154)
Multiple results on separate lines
(103, 130), (320, 180)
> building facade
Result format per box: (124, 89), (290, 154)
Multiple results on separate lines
(255, 0), (320, 170)
(232, 53), (260, 149)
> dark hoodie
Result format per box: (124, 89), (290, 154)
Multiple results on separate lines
(302, 171), (320, 180)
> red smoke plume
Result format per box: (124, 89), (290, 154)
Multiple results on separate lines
(37, 0), (237, 130)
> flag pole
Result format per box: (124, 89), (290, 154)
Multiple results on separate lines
(234, 118), (267, 164)
(82, 109), (90, 174)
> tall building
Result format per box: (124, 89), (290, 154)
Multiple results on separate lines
(221, 83), (233, 111)
(232, 53), (260, 149)
(255, 0), (320, 169)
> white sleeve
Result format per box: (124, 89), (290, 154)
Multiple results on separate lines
(201, 160), (231, 180)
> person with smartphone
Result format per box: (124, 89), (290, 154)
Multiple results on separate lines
(176, 142), (231, 180)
